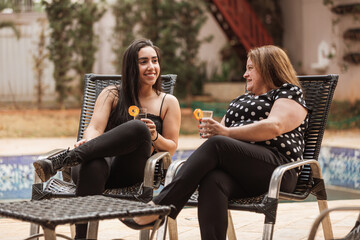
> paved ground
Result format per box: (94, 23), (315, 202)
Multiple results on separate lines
(1, 199), (359, 240)
(0, 130), (359, 239)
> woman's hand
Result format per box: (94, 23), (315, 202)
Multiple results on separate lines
(199, 118), (229, 138)
(74, 139), (87, 148)
(140, 118), (158, 141)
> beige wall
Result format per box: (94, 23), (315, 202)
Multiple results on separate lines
(198, 12), (228, 77)
(202, 0), (360, 102)
(204, 82), (246, 101)
(281, 0), (360, 103)
(281, 0), (305, 71)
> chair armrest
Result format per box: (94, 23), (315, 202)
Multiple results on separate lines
(163, 159), (186, 186)
(267, 159), (322, 199)
(143, 152), (172, 188)
(308, 207), (360, 240)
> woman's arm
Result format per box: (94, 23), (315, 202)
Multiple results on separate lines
(202, 98), (308, 142)
(74, 86), (117, 147)
(152, 94), (181, 156)
(220, 115), (226, 125)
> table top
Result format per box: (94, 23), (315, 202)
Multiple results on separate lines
(0, 195), (171, 229)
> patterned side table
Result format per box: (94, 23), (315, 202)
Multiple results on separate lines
(0, 195), (171, 240)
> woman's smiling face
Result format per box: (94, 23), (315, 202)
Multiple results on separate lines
(138, 46), (160, 87)
(243, 57), (270, 96)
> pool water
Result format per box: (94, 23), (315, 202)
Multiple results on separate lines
(0, 146), (359, 201)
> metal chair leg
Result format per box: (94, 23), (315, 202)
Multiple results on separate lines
(227, 210), (237, 240)
(317, 200), (334, 240)
(156, 216), (168, 240)
(87, 221), (99, 239)
(70, 224), (75, 239)
(308, 206), (360, 240)
(42, 227), (57, 240)
(159, 160), (184, 240)
(168, 218), (178, 240)
(30, 223), (40, 240)
(140, 229), (150, 240)
(30, 172), (43, 240)
(262, 223), (275, 240)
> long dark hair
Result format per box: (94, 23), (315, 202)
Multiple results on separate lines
(106, 39), (162, 130)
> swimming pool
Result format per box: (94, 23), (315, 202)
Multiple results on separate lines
(0, 146), (359, 201)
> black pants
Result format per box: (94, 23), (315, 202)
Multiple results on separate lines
(70, 120), (152, 239)
(153, 135), (297, 240)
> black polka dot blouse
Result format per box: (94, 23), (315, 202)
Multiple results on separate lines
(224, 83), (309, 165)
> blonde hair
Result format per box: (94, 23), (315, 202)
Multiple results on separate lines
(247, 45), (300, 89)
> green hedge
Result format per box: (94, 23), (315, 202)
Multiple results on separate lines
(180, 101), (228, 117)
(327, 100), (360, 129)
(180, 100), (360, 129)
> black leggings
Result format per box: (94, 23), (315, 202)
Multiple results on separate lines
(70, 120), (152, 238)
(153, 135), (297, 240)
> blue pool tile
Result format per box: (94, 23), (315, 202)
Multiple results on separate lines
(0, 155), (37, 200)
(0, 148), (359, 201)
(319, 146), (360, 190)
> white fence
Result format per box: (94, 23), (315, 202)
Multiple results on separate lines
(0, 12), (55, 103)
(0, 11), (119, 105)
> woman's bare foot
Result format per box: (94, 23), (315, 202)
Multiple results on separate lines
(133, 214), (159, 225)
(121, 201), (160, 226)
(134, 201), (159, 225)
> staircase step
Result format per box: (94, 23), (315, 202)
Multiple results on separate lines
(206, 0), (273, 53)
(343, 53), (360, 64)
(343, 28), (360, 41)
(331, 3), (360, 15)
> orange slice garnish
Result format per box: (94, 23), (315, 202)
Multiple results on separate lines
(128, 105), (140, 117)
(193, 108), (203, 120)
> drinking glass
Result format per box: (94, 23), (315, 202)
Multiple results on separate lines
(135, 108), (147, 119)
(199, 110), (213, 138)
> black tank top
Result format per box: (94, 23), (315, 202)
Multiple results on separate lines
(146, 93), (166, 134)
(105, 93), (167, 134)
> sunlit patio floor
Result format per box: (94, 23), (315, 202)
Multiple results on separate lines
(0, 131), (359, 239)
(0, 198), (359, 240)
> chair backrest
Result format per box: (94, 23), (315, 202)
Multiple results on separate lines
(76, 74), (177, 141)
(288, 74), (338, 197)
(299, 74), (338, 161)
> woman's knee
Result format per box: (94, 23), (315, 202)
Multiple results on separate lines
(200, 171), (221, 187)
(198, 170), (228, 195)
(206, 135), (225, 145)
(126, 120), (151, 141)
(198, 136), (224, 154)
(203, 135), (232, 150)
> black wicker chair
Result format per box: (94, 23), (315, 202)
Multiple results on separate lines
(308, 208), (360, 240)
(158, 74), (339, 240)
(30, 73), (177, 240)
